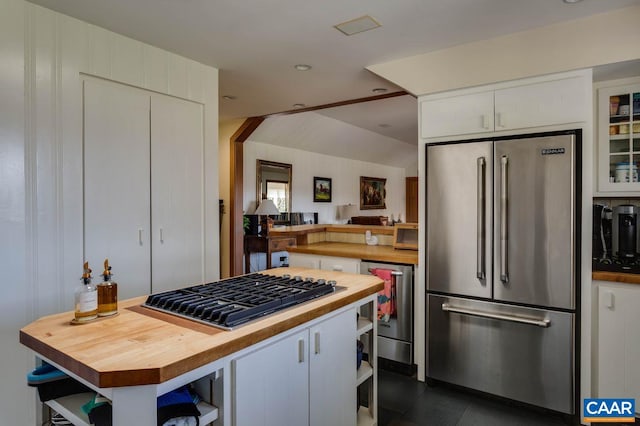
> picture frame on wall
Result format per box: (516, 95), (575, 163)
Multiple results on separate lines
(313, 177), (332, 202)
(360, 176), (386, 210)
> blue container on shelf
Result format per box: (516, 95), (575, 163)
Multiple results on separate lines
(615, 162), (638, 183)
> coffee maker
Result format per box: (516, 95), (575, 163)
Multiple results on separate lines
(593, 204), (612, 260)
(612, 204), (640, 261)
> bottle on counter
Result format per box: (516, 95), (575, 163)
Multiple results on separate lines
(97, 258), (118, 317)
(74, 262), (98, 322)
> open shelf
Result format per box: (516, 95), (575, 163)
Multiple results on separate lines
(357, 317), (373, 335)
(45, 392), (219, 426)
(357, 360), (373, 386)
(357, 407), (376, 426)
(45, 393), (92, 426)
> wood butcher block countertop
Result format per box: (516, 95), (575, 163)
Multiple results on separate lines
(288, 241), (418, 265)
(592, 271), (640, 285)
(19, 268), (383, 389)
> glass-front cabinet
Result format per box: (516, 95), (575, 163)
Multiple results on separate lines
(597, 82), (640, 194)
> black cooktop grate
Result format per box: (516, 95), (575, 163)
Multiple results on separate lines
(143, 273), (336, 330)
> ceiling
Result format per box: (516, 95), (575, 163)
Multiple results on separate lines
(26, 0), (640, 122)
(26, 0), (640, 169)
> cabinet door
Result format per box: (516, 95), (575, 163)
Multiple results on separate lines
(494, 76), (587, 131)
(420, 91), (493, 138)
(83, 79), (151, 299)
(150, 95), (204, 293)
(288, 253), (321, 269)
(319, 256), (360, 274)
(233, 330), (310, 426)
(309, 309), (356, 426)
(598, 283), (640, 409)
(596, 84), (640, 194)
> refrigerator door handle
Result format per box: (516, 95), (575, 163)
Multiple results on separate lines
(500, 155), (509, 283)
(441, 303), (551, 328)
(476, 157), (486, 280)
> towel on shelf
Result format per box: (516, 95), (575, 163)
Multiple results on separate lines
(371, 268), (395, 322)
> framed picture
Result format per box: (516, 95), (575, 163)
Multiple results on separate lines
(360, 176), (386, 210)
(313, 177), (332, 202)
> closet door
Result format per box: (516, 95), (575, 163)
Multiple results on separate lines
(150, 94), (204, 292)
(83, 79), (151, 299)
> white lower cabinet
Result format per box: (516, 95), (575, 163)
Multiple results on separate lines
(288, 253), (361, 274)
(596, 281), (640, 412)
(232, 308), (357, 426)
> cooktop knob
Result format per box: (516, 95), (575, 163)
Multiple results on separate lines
(327, 280), (337, 287)
(294, 275), (302, 281)
(282, 274), (291, 279)
(317, 279), (326, 285)
(305, 277), (314, 282)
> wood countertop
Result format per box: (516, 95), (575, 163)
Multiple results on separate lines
(288, 241), (419, 265)
(592, 271), (640, 285)
(270, 224), (395, 236)
(19, 268), (383, 389)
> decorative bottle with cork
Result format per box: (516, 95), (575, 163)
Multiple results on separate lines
(74, 262), (98, 322)
(97, 258), (118, 317)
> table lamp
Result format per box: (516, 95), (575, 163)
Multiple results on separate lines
(336, 204), (358, 224)
(254, 199), (280, 235)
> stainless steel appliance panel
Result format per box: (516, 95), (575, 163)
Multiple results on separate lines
(493, 135), (575, 310)
(427, 141), (493, 298)
(361, 262), (413, 364)
(428, 294), (575, 414)
(378, 336), (412, 365)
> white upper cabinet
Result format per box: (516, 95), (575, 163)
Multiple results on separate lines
(494, 76), (588, 131)
(419, 71), (589, 140)
(420, 91), (494, 138)
(596, 81), (640, 195)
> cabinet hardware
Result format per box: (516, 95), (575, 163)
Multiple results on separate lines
(298, 339), (305, 363)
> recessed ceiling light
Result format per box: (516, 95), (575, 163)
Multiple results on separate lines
(294, 64), (312, 71)
(372, 88), (387, 94)
(222, 95), (236, 100)
(562, 0), (582, 3)
(292, 103), (306, 109)
(334, 15), (381, 36)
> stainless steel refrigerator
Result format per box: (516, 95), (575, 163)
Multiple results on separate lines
(426, 131), (579, 414)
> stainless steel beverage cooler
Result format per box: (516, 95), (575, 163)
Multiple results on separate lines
(360, 261), (414, 366)
(426, 131), (579, 414)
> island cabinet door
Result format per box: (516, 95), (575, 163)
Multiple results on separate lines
(232, 329), (310, 426)
(309, 309), (357, 426)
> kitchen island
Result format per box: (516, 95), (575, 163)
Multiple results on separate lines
(20, 268), (383, 426)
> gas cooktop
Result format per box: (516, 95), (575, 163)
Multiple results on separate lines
(143, 273), (337, 330)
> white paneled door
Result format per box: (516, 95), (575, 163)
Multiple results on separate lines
(151, 95), (204, 293)
(83, 79), (152, 299)
(84, 78), (206, 298)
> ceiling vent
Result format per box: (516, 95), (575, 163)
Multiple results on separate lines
(334, 15), (381, 36)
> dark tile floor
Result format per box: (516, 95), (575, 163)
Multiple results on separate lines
(375, 369), (572, 426)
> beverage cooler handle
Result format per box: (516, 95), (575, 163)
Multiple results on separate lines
(476, 157), (486, 280)
(500, 155), (509, 283)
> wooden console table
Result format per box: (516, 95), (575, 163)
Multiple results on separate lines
(244, 234), (297, 272)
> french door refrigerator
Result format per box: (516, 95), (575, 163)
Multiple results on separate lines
(426, 130), (579, 414)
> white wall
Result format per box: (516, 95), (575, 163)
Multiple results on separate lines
(0, 0), (218, 423)
(244, 141), (407, 225)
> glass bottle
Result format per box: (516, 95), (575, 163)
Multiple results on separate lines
(97, 258), (118, 317)
(74, 261), (98, 322)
